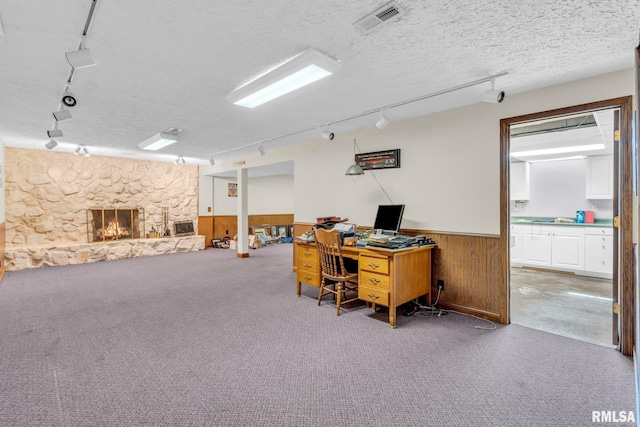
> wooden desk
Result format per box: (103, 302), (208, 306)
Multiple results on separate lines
(295, 242), (433, 328)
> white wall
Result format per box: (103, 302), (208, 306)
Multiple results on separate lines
(198, 169), (214, 216)
(294, 69), (634, 235)
(512, 158), (614, 219)
(210, 174), (294, 215)
(199, 68), (634, 235)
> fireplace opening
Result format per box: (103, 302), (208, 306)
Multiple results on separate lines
(87, 207), (144, 243)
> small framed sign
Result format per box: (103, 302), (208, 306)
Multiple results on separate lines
(228, 183), (237, 197)
(355, 149), (400, 170)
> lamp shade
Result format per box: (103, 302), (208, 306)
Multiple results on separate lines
(345, 164), (364, 176)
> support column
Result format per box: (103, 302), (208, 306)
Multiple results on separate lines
(236, 168), (249, 258)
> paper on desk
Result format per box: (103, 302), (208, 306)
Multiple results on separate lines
(334, 222), (357, 233)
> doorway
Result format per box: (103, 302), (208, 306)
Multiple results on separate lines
(508, 109), (617, 346)
(500, 96), (634, 356)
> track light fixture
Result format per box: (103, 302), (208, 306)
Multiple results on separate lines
(376, 111), (390, 129)
(482, 79), (505, 103)
(209, 155), (215, 165)
(65, 48), (97, 69)
(45, 139), (58, 150)
(175, 157), (186, 164)
(47, 129), (63, 138)
(53, 109), (72, 122)
(321, 130), (334, 141)
(258, 142), (266, 156)
(73, 145), (89, 156)
(61, 91), (77, 107)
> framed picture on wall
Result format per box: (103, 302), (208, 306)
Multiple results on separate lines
(228, 183), (237, 197)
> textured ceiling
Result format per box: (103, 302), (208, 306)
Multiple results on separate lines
(0, 0), (638, 164)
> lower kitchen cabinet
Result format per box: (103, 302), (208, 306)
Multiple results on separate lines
(550, 226), (585, 270)
(584, 227), (613, 275)
(522, 227), (552, 267)
(513, 222), (612, 278)
(510, 224), (523, 264)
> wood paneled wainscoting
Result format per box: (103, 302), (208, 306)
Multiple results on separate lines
(425, 231), (503, 323)
(293, 222), (506, 324)
(199, 214), (294, 247)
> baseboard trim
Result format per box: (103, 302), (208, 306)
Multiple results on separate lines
(437, 301), (501, 323)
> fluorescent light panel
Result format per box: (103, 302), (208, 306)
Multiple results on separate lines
(139, 130), (181, 151)
(227, 48), (341, 108)
(528, 155), (585, 163)
(511, 144), (605, 157)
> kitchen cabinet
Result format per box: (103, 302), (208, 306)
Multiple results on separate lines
(585, 227), (613, 275)
(550, 226), (585, 270)
(522, 226), (552, 267)
(510, 224), (523, 264)
(510, 162), (530, 200)
(586, 155), (613, 199)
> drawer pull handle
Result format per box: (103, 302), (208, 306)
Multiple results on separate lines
(368, 277), (381, 284)
(303, 263), (312, 268)
(367, 293), (380, 299)
(368, 262), (380, 269)
(303, 251), (312, 256)
(602, 246), (606, 250)
(303, 275), (312, 281)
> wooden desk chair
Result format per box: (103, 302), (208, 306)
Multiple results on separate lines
(313, 228), (359, 316)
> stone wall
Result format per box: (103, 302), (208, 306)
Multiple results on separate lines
(4, 148), (202, 270)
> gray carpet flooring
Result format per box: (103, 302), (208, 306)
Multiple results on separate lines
(0, 244), (635, 426)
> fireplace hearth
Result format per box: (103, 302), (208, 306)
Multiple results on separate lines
(87, 207), (144, 243)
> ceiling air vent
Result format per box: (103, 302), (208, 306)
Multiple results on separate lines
(354, 1), (407, 34)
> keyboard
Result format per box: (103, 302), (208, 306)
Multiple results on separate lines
(367, 235), (415, 249)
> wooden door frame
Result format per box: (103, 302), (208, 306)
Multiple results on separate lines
(500, 96), (634, 357)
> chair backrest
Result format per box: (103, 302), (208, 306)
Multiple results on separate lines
(313, 228), (348, 278)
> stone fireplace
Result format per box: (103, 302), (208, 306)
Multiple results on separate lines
(87, 207), (144, 243)
(4, 148), (205, 271)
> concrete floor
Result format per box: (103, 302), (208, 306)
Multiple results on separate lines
(510, 267), (614, 347)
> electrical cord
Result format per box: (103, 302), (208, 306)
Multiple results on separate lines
(410, 289), (497, 330)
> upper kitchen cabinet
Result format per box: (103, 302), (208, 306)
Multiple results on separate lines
(586, 155), (613, 199)
(510, 161), (530, 200)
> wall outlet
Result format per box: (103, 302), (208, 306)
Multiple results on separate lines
(437, 279), (445, 290)
(591, 204), (598, 212)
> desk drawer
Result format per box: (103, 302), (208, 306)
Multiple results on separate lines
(360, 271), (389, 290)
(360, 255), (389, 275)
(297, 270), (320, 287)
(297, 246), (318, 261)
(298, 257), (319, 273)
(359, 285), (389, 306)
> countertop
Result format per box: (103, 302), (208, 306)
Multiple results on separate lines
(511, 216), (613, 227)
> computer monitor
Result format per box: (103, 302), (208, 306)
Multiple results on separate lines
(373, 204), (405, 235)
